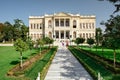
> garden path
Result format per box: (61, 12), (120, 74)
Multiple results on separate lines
(45, 44), (93, 80)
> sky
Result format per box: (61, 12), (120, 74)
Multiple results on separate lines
(0, 0), (119, 31)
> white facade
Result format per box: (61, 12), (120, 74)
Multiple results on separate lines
(29, 12), (96, 42)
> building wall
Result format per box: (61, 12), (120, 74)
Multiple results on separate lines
(29, 12), (96, 42)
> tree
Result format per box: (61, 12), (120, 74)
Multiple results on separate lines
(95, 27), (103, 51)
(0, 23), (4, 42)
(75, 38), (81, 46)
(43, 37), (52, 48)
(14, 38), (28, 68)
(37, 39), (44, 55)
(3, 22), (14, 42)
(87, 38), (95, 50)
(49, 38), (54, 48)
(21, 25), (29, 41)
(26, 37), (34, 53)
(105, 37), (120, 68)
(103, 15), (120, 68)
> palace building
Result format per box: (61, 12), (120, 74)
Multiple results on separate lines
(29, 12), (96, 42)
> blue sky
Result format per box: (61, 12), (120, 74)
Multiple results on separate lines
(0, 0), (119, 30)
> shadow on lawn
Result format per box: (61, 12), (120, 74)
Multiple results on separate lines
(30, 52), (37, 56)
(10, 60), (19, 65)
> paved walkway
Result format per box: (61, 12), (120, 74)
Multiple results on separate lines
(45, 45), (93, 80)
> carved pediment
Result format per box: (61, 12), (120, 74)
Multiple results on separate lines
(54, 12), (71, 17)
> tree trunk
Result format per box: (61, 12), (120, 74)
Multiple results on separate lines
(20, 52), (23, 69)
(113, 49), (116, 68)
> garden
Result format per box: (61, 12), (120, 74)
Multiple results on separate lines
(0, 45), (57, 80)
(69, 46), (120, 80)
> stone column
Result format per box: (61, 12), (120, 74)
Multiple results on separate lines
(64, 30), (66, 39)
(59, 30), (60, 39)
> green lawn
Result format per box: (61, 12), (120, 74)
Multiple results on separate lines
(69, 46), (114, 80)
(25, 47), (57, 80)
(0, 46), (45, 80)
(79, 46), (120, 62)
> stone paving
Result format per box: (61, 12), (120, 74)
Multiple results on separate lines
(45, 45), (93, 80)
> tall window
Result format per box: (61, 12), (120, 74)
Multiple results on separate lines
(55, 31), (59, 38)
(79, 33), (82, 37)
(86, 23), (88, 29)
(92, 33), (94, 37)
(60, 19), (64, 26)
(89, 33), (91, 38)
(66, 31), (70, 39)
(83, 23), (85, 29)
(37, 24), (39, 29)
(34, 24), (36, 29)
(73, 31), (76, 38)
(48, 20), (52, 28)
(80, 23), (82, 29)
(92, 23), (94, 29)
(40, 24), (42, 29)
(83, 33), (85, 38)
(73, 20), (76, 28)
(89, 23), (91, 29)
(86, 33), (88, 38)
(55, 19), (59, 27)
(31, 24), (33, 29)
(37, 34), (39, 39)
(49, 32), (52, 38)
(66, 19), (69, 26)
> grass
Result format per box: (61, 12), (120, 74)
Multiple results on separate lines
(25, 47), (57, 80)
(79, 46), (120, 63)
(0, 46), (48, 80)
(68, 46), (120, 80)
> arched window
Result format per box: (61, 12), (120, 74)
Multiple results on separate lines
(49, 32), (52, 38)
(73, 20), (76, 28)
(73, 31), (76, 39)
(48, 20), (52, 28)
(83, 33), (85, 38)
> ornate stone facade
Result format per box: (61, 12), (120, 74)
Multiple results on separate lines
(29, 12), (96, 42)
